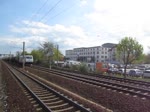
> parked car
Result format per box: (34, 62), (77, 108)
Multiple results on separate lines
(128, 69), (143, 77)
(143, 70), (150, 78)
(63, 60), (81, 67)
(118, 68), (130, 75)
(118, 68), (124, 74)
(107, 67), (118, 74)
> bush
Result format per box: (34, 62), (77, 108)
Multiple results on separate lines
(78, 63), (88, 73)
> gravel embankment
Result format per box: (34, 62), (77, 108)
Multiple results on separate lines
(26, 67), (150, 112)
(1, 61), (36, 112)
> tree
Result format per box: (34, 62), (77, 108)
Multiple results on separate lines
(38, 41), (64, 67)
(39, 42), (54, 57)
(53, 47), (64, 61)
(117, 37), (143, 78)
(31, 50), (44, 64)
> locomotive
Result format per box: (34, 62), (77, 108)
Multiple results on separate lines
(18, 55), (34, 64)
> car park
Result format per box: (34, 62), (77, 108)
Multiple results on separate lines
(128, 69), (143, 77)
(107, 67), (118, 74)
(118, 68), (130, 75)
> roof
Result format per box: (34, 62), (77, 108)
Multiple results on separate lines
(102, 43), (117, 48)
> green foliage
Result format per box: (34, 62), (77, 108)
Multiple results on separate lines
(117, 37), (143, 64)
(31, 50), (44, 64)
(70, 65), (79, 71)
(117, 37), (143, 77)
(31, 41), (64, 65)
(133, 54), (145, 64)
(78, 63), (88, 73)
(53, 47), (64, 61)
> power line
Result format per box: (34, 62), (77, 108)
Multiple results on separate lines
(39, 0), (63, 22)
(30, 0), (49, 21)
(44, 3), (75, 24)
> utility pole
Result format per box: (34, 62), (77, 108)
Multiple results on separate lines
(23, 42), (25, 70)
(57, 44), (59, 67)
(9, 51), (11, 63)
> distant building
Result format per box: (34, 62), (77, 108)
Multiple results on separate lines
(66, 43), (120, 62)
(65, 43), (121, 71)
(102, 43), (119, 64)
(65, 46), (109, 63)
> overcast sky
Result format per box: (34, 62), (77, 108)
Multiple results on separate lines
(0, 0), (150, 55)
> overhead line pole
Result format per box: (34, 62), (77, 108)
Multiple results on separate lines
(57, 44), (59, 67)
(23, 42), (25, 70)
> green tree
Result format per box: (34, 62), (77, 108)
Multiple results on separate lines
(117, 37), (143, 78)
(31, 50), (44, 64)
(53, 47), (64, 61)
(39, 41), (64, 67)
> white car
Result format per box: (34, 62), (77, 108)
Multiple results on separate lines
(118, 68), (130, 75)
(128, 69), (143, 77)
(63, 60), (81, 67)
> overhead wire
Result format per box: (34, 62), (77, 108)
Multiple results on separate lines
(38, 0), (63, 22)
(44, 3), (76, 24)
(30, 0), (49, 21)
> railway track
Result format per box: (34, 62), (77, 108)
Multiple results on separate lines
(6, 64), (92, 112)
(31, 65), (150, 88)
(29, 65), (150, 100)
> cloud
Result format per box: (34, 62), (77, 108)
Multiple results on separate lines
(82, 0), (150, 53)
(0, 35), (48, 54)
(4, 0), (150, 55)
(9, 20), (98, 54)
(79, 0), (88, 7)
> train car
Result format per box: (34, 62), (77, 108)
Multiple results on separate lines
(19, 55), (33, 64)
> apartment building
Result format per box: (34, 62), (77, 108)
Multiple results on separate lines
(66, 46), (109, 63)
(102, 43), (119, 64)
(65, 43), (119, 64)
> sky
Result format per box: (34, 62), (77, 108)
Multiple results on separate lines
(1, 0), (150, 55)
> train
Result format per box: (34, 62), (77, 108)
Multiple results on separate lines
(3, 55), (34, 65)
(18, 55), (34, 64)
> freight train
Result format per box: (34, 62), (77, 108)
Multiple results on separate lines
(18, 55), (33, 64)
(4, 55), (34, 65)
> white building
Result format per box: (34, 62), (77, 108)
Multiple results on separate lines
(102, 43), (119, 64)
(66, 46), (109, 63)
(65, 43), (120, 71)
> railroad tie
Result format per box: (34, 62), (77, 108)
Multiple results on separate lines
(49, 103), (69, 109)
(53, 106), (74, 112)
(45, 100), (63, 105)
